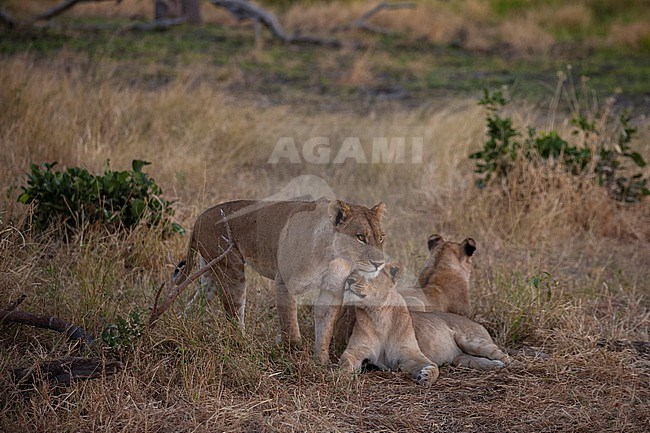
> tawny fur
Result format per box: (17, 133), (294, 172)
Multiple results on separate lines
(175, 198), (387, 364)
(406, 234), (510, 370)
(340, 262), (439, 386)
(338, 234), (510, 371)
(399, 234), (475, 316)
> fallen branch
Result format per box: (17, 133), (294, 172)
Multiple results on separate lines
(209, 0), (341, 47)
(149, 210), (234, 326)
(1, 308), (94, 344)
(333, 2), (416, 34)
(13, 357), (122, 385)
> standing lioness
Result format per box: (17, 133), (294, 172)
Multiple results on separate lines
(174, 198), (386, 364)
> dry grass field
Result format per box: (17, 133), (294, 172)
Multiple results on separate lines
(1, 1), (650, 432)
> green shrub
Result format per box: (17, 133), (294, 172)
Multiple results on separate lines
(18, 159), (184, 233)
(469, 89), (649, 203)
(102, 308), (146, 352)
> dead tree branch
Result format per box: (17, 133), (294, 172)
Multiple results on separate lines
(149, 210), (234, 326)
(13, 357), (122, 385)
(209, 0), (341, 47)
(334, 2), (416, 34)
(1, 308), (94, 344)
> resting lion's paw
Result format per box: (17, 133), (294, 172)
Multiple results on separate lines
(416, 364), (439, 386)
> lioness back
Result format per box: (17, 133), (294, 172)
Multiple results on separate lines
(190, 199), (322, 279)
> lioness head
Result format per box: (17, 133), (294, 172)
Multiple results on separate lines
(328, 200), (386, 275)
(344, 261), (403, 307)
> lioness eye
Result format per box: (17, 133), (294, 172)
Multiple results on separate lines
(356, 234), (367, 243)
(379, 234), (385, 243)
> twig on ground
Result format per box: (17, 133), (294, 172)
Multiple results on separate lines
(149, 210), (234, 326)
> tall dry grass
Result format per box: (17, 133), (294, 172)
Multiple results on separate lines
(1, 54), (649, 432)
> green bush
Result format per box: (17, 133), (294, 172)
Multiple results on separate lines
(102, 309), (146, 352)
(18, 159), (184, 233)
(469, 89), (649, 203)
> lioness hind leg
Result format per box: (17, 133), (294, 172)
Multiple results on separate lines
(275, 276), (301, 347)
(452, 354), (505, 370)
(454, 334), (511, 365)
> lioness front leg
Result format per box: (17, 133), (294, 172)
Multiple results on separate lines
(275, 275), (301, 347)
(313, 288), (344, 365)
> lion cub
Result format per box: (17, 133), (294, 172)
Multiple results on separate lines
(340, 261), (439, 386)
(407, 234), (510, 370)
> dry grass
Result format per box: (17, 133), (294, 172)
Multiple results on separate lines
(1, 49), (649, 433)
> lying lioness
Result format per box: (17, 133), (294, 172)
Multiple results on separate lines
(408, 234), (510, 369)
(337, 234), (509, 372)
(340, 261), (439, 386)
(174, 198), (386, 364)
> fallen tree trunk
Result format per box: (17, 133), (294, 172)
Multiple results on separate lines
(1, 308), (94, 344)
(13, 357), (122, 385)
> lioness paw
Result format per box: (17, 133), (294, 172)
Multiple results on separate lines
(416, 364), (439, 386)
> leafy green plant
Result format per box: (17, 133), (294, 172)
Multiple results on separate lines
(469, 89), (649, 202)
(102, 309), (146, 352)
(18, 159), (184, 233)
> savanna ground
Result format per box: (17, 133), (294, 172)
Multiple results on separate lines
(1, 0), (649, 431)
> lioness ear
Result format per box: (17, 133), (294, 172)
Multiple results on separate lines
(427, 234), (443, 251)
(462, 238), (476, 257)
(371, 202), (386, 221)
(386, 260), (403, 284)
(328, 200), (352, 227)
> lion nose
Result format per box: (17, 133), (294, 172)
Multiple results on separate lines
(370, 260), (384, 270)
